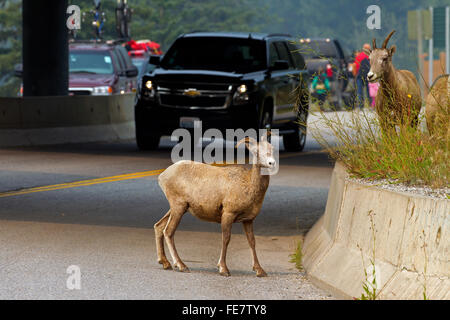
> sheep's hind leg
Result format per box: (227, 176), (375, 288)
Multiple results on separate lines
(243, 221), (267, 277)
(217, 213), (234, 276)
(163, 205), (189, 272)
(154, 210), (172, 270)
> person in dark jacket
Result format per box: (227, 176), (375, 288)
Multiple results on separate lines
(354, 43), (372, 110)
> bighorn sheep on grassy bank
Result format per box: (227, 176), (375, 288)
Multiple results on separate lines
(425, 74), (449, 139)
(155, 135), (275, 277)
(367, 30), (421, 131)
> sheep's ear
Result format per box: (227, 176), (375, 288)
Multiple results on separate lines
(236, 137), (257, 150)
(260, 130), (272, 142)
(389, 45), (396, 56)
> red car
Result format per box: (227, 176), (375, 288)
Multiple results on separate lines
(68, 42), (138, 96)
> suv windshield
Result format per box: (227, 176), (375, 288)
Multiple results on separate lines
(69, 51), (114, 74)
(298, 40), (337, 59)
(161, 37), (267, 73)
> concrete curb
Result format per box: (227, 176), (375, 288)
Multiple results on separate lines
(303, 162), (449, 300)
(0, 94), (135, 147)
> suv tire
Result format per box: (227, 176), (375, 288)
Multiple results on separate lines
(283, 111), (307, 152)
(136, 127), (160, 150)
(135, 108), (160, 150)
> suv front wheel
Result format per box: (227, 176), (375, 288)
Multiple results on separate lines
(283, 112), (307, 152)
(135, 107), (160, 150)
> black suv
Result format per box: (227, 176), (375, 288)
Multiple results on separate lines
(134, 32), (310, 151)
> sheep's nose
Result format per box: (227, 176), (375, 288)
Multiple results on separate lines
(267, 159), (276, 167)
(367, 72), (374, 80)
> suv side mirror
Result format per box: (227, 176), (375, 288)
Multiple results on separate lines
(125, 65), (138, 77)
(270, 60), (290, 72)
(149, 55), (161, 66)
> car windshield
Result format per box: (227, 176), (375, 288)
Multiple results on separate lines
(69, 51), (114, 74)
(298, 40), (337, 59)
(131, 58), (146, 70)
(160, 37), (267, 73)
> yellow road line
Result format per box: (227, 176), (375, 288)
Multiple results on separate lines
(0, 169), (165, 198)
(0, 151), (323, 198)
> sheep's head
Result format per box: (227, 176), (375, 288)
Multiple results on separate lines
(236, 134), (276, 169)
(367, 30), (396, 83)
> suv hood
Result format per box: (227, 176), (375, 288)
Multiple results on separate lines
(69, 73), (115, 87)
(150, 69), (245, 84)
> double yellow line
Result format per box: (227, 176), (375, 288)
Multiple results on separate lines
(0, 151), (314, 199)
(0, 169), (165, 199)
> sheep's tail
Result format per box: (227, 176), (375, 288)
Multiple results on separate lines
(158, 169), (169, 192)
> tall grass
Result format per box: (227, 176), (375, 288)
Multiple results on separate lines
(309, 107), (449, 189)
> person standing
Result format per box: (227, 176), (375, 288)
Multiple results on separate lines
(354, 44), (372, 110)
(368, 81), (380, 107)
(311, 67), (331, 108)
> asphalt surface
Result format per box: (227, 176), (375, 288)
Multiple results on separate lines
(0, 115), (338, 299)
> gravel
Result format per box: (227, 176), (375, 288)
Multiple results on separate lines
(350, 177), (450, 200)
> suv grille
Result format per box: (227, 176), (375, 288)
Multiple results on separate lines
(157, 82), (232, 109)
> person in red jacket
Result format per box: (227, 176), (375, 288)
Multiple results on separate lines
(354, 43), (372, 109)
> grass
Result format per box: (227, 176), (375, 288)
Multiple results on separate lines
(289, 240), (304, 272)
(308, 103), (449, 189)
(355, 210), (378, 300)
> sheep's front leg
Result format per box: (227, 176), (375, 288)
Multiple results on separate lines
(243, 220), (267, 277)
(217, 213), (234, 276)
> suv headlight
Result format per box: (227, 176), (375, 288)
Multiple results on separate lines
(233, 84), (250, 105)
(142, 79), (155, 98)
(92, 86), (113, 95)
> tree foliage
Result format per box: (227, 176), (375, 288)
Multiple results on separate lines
(1, 0), (450, 96)
(0, 0), (21, 96)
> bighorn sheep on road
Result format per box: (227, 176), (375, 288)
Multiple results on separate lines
(367, 30), (421, 130)
(155, 135), (275, 277)
(425, 74), (449, 139)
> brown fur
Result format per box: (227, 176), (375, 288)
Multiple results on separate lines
(425, 74), (449, 139)
(368, 30), (422, 130)
(155, 137), (274, 277)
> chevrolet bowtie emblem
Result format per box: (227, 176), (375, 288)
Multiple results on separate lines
(183, 89), (201, 97)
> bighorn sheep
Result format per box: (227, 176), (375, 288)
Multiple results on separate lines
(425, 74), (449, 139)
(367, 30), (421, 130)
(155, 135), (275, 277)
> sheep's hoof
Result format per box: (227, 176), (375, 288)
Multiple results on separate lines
(158, 259), (172, 270)
(162, 263), (173, 270)
(175, 263), (190, 273)
(219, 267), (231, 277)
(253, 266), (267, 277)
(256, 269), (267, 277)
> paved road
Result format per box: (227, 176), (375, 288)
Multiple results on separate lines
(0, 118), (336, 299)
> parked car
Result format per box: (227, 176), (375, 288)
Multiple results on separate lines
(68, 42), (138, 95)
(298, 38), (352, 109)
(134, 32), (310, 151)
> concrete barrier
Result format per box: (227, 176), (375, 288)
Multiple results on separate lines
(0, 94), (135, 147)
(303, 162), (449, 299)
